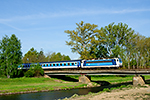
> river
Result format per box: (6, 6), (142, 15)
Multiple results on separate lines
(0, 86), (104, 100)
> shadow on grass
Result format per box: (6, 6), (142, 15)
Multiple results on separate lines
(92, 80), (111, 86)
(49, 75), (150, 91)
(49, 75), (78, 82)
(145, 79), (150, 84)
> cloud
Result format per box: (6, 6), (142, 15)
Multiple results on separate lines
(0, 8), (150, 23)
(110, 8), (150, 14)
(0, 22), (23, 31)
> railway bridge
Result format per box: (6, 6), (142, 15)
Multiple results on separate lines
(44, 69), (150, 86)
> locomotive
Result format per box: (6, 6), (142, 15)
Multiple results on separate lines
(19, 58), (122, 69)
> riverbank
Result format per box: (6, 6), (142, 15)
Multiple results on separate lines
(0, 75), (150, 96)
(66, 85), (150, 100)
(0, 76), (100, 95)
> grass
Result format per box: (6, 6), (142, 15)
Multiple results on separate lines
(0, 77), (86, 94)
(1, 75), (150, 95)
(91, 75), (150, 83)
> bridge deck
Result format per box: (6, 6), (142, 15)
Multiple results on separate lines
(44, 69), (150, 75)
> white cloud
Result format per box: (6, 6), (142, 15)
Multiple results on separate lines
(0, 8), (149, 23)
(0, 22), (23, 31)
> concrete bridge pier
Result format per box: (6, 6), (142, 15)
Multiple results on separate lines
(133, 75), (145, 86)
(79, 75), (91, 84)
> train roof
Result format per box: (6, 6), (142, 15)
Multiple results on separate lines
(22, 59), (82, 64)
(40, 59), (82, 63)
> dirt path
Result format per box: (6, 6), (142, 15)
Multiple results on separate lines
(68, 86), (150, 100)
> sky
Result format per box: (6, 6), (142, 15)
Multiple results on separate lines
(0, 0), (150, 59)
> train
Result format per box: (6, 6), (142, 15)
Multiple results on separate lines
(19, 58), (122, 69)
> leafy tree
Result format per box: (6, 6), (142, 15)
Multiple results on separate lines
(98, 22), (136, 69)
(100, 22), (134, 58)
(46, 52), (71, 61)
(92, 45), (108, 58)
(65, 21), (101, 59)
(145, 37), (150, 67)
(37, 49), (46, 62)
(23, 47), (39, 63)
(0, 34), (22, 78)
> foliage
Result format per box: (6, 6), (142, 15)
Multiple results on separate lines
(0, 34), (22, 78)
(65, 21), (101, 59)
(24, 63), (44, 77)
(23, 48), (46, 63)
(46, 52), (71, 62)
(23, 48), (71, 63)
(24, 68), (34, 77)
(65, 21), (150, 68)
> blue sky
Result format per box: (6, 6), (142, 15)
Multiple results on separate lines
(0, 0), (150, 59)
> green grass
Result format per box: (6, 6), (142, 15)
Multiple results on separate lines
(1, 75), (150, 94)
(90, 75), (150, 84)
(66, 75), (150, 85)
(0, 77), (86, 94)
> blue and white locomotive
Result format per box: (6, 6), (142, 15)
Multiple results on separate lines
(20, 58), (122, 69)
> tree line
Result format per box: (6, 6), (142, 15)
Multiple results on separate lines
(0, 21), (149, 78)
(22, 47), (70, 63)
(65, 21), (150, 69)
(0, 34), (70, 78)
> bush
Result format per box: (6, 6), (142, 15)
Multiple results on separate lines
(24, 69), (34, 77)
(33, 63), (44, 77)
(24, 63), (44, 77)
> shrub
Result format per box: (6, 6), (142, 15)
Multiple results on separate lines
(33, 63), (44, 77)
(24, 63), (44, 77)
(24, 68), (34, 77)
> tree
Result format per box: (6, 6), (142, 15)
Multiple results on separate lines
(46, 52), (71, 61)
(98, 22), (136, 69)
(37, 49), (46, 62)
(92, 45), (108, 58)
(0, 34), (22, 78)
(23, 47), (39, 63)
(65, 21), (100, 59)
(100, 22), (134, 57)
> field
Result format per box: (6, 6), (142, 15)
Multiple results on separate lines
(0, 75), (150, 95)
(0, 77), (86, 94)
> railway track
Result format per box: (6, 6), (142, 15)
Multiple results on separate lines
(44, 68), (150, 75)
(43, 68), (150, 72)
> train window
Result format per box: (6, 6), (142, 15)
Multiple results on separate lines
(64, 63), (66, 66)
(71, 63), (74, 65)
(57, 64), (59, 66)
(68, 63), (70, 66)
(47, 64), (48, 66)
(60, 63), (62, 66)
(75, 63), (77, 65)
(50, 64), (51, 66)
